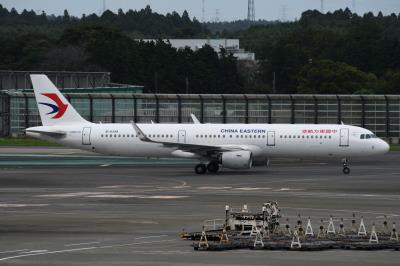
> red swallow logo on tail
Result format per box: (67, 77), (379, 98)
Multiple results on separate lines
(39, 93), (68, 119)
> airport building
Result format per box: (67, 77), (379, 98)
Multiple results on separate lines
(140, 39), (256, 61)
(1, 71), (400, 143)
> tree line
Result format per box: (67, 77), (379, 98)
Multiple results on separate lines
(0, 5), (399, 94)
(233, 8), (400, 94)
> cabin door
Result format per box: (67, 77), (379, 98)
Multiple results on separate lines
(267, 131), (275, 146)
(82, 127), (92, 145)
(178, 130), (186, 144)
(339, 128), (349, 147)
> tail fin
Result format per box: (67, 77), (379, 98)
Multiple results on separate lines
(30, 74), (88, 126)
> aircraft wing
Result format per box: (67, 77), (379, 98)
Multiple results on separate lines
(131, 122), (244, 156)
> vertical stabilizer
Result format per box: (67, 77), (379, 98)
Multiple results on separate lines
(30, 74), (88, 126)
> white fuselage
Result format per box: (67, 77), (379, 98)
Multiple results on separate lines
(27, 123), (390, 160)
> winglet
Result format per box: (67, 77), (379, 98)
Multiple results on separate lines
(191, 114), (201, 124)
(131, 122), (152, 142)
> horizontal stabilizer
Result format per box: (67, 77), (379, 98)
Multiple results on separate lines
(25, 127), (66, 137)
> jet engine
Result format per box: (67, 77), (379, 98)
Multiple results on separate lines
(220, 151), (252, 170)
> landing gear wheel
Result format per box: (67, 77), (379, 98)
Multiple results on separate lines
(343, 167), (350, 175)
(342, 158), (350, 175)
(207, 162), (220, 173)
(195, 164), (207, 175)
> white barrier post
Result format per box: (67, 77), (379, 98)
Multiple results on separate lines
(305, 217), (314, 237)
(369, 224), (379, 244)
(358, 216), (367, 236)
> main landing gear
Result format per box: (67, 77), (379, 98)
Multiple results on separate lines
(195, 162), (220, 174)
(342, 158), (350, 175)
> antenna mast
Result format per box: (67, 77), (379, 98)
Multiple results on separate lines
(202, 0), (206, 22)
(247, 0), (255, 21)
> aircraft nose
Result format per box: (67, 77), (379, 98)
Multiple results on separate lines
(379, 139), (390, 154)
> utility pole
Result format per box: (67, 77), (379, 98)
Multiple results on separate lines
(320, 0), (324, 13)
(215, 9), (220, 23)
(185, 76), (190, 94)
(272, 72), (276, 94)
(247, 0), (255, 21)
(154, 72), (158, 94)
(202, 0), (206, 23)
(280, 5), (287, 22)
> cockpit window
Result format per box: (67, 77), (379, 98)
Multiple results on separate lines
(361, 133), (378, 139)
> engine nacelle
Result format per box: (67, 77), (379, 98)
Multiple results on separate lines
(220, 151), (253, 170)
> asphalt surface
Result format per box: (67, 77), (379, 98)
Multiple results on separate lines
(0, 147), (399, 265)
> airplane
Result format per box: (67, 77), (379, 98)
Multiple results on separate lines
(26, 74), (390, 175)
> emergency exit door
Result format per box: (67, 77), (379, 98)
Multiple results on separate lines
(267, 131), (275, 146)
(82, 127), (91, 145)
(340, 128), (349, 147)
(178, 130), (186, 144)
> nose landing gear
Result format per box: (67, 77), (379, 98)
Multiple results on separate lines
(342, 158), (350, 174)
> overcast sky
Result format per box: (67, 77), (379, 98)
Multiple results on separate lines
(2, 0), (400, 21)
